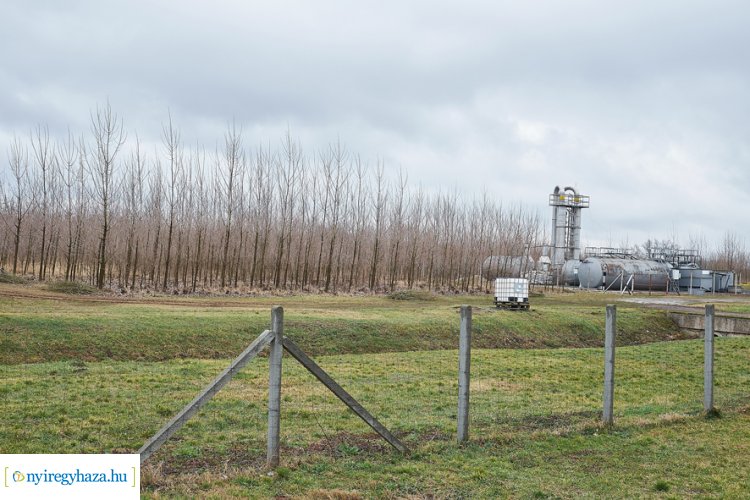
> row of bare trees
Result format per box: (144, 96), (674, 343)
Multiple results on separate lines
(1, 104), (546, 293)
(633, 233), (749, 281)
(702, 232), (750, 281)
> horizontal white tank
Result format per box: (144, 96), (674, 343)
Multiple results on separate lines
(578, 257), (672, 290)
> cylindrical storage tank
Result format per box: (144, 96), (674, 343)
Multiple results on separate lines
(481, 255), (535, 280)
(578, 257), (672, 291)
(562, 259), (581, 286)
(577, 259), (605, 288)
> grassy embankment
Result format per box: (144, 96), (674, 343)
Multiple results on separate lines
(2, 283), (750, 497)
(1, 283), (686, 365)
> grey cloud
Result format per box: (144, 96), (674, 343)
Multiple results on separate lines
(1, 0), (749, 247)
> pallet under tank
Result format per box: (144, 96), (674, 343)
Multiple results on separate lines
(577, 257), (672, 291)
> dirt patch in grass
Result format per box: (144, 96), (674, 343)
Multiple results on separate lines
(291, 489), (363, 500)
(388, 289), (437, 301)
(306, 431), (394, 456)
(306, 428), (452, 458)
(159, 442), (268, 475)
(489, 410), (601, 432)
(414, 427), (453, 443)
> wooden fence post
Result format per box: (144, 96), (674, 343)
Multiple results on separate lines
(457, 305), (472, 442)
(603, 304), (616, 426)
(704, 304), (715, 413)
(267, 306), (284, 468)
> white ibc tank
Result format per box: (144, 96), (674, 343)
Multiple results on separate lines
(494, 278), (530, 309)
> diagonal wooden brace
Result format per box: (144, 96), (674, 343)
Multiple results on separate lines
(139, 329), (275, 464)
(282, 336), (408, 454)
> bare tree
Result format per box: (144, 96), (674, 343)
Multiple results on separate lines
(323, 140), (350, 292)
(70, 137), (88, 281)
(250, 146), (274, 287)
(292, 160), (310, 288)
(161, 112), (182, 291)
(147, 165), (163, 286)
(346, 157), (369, 291)
(2, 118), (557, 293)
(314, 151), (332, 287)
(301, 172), (320, 290)
(29, 124), (56, 279)
(405, 187), (424, 288)
(5, 136), (31, 274)
(368, 162), (388, 291)
(274, 131), (301, 288)
(219, 122), (244, 289)
(56, 130), (81, 281)
(717, 231), (745, 271)
(123, 135), (146, 288)
(87, 102), (126, 289)
(189, 148), (208, 292)
(388, 169), (407, 290)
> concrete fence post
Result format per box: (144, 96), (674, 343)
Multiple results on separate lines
(267, 306), (284, 468)
(603, 304), (616, 426)
(704, 304), (715, 413)
(457, 305), (472, 443)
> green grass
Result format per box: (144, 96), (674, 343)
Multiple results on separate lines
(713, 303), (750, 314)
(387, 289), (437, 301)
(0, 272), (27, 284)
(1, 339), (749, 497)
(46, 280), (98, 295)
(2, 284), (750, 497)
(0, 284), (688, 364)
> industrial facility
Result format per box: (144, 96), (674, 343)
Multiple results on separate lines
(484, 186), (736, 294)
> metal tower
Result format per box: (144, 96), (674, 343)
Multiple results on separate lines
(549, 186), (589, 268)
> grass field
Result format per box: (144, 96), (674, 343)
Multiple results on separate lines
(0, 284), (686, 364)
(1, 282), (749, 498)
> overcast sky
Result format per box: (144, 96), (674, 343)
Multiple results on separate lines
(2, 0), (748, 250)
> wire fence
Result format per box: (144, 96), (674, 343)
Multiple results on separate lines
(2, 304), (748, 478)
(715, 336), (750, 411)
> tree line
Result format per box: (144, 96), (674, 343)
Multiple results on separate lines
(1, 104), (546, 293)
(635, 234), (750, 283)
